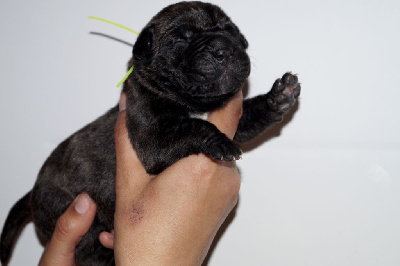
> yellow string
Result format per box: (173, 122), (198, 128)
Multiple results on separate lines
(88, 16), (139, 35)
(117, 66), (134, 87)
(88, 16), (138, 87)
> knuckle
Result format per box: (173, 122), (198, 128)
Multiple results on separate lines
(186, 155), (241, 192)
(187, 154), (217, 178)
(53, 215), (75, 241)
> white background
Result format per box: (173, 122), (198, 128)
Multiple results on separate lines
(1, 0), (399, 265)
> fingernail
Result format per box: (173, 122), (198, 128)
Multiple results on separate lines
(119, 92), (127, 112)
(74, 193), (91, 215)
(107, 232), (114, 240)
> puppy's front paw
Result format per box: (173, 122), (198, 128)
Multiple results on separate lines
(267, 72), (301, 121)
(204, 134), (242, 161)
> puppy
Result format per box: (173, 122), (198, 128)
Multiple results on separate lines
(0, 1), (300, 265)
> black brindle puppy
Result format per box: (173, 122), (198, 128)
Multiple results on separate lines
(1, 1), (300, 265)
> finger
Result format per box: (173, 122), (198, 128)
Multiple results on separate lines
(39, 193), (96, 266)
(114, 93), (151, 198)
(207, 91), (243, 139)
(99, 231), (114, 249)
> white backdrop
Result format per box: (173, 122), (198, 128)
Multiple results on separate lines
(1, 0), (399, 265)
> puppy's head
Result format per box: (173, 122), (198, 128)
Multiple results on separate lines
(128, 1), (250, 111)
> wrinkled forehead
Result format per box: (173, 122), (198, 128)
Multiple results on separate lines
(148, 2), (231, 37)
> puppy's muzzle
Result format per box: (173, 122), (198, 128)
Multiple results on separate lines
(186, 34), (250, 85)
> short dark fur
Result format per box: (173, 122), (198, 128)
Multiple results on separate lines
(0, 2), (300, 265)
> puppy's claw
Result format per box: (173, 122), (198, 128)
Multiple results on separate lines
(232, 156), (240, 161)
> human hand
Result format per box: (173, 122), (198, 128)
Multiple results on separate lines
(38, 91), (243, 265)
(38, 193), (96, 266)
(111, 91), (243, 265)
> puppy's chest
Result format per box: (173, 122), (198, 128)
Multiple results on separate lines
(189, 112), (210, 121)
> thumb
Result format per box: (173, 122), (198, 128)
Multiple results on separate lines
(39, 193), (96, 266)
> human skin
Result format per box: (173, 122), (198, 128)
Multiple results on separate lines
(39, 192), (97, 266)
(39, 91), (243, 265)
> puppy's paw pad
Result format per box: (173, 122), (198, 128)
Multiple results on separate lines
(268, 72), (301, 113)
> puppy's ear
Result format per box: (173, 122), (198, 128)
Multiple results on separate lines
(132, 25), (155, 63)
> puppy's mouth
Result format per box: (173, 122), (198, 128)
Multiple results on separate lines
(181, 85), (239, 111)
(188, 84), (236, 99)
(181, 72), (245, 109)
